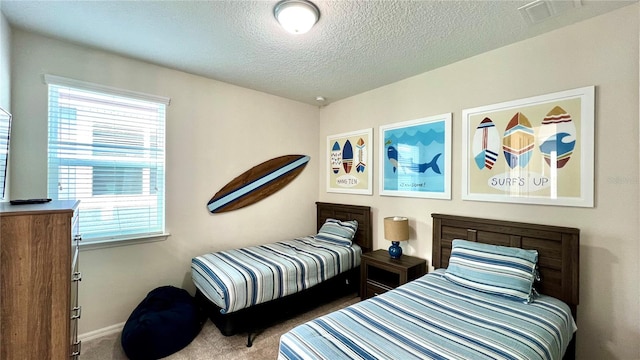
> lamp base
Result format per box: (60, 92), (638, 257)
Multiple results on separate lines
(388, 241), (402, 259)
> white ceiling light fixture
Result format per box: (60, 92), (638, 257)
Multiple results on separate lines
(274, 0), (320, 35)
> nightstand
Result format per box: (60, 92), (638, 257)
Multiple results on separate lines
(360, 249), (427, 300)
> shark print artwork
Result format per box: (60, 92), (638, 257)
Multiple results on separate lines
(380, 114), (451, 199)
(386, 146), (441, 174)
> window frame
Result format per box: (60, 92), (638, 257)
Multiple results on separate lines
(44, 75), (171, 246)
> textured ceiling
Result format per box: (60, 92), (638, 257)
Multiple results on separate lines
(1, 0), (636, 105)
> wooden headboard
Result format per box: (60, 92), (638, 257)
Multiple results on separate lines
(316, 202), (372, 253)
(431, 213), (580, 318)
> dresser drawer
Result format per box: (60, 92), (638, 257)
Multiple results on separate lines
(70, 255), (81, 359)
(71, 250), (80, 307)
(71, 244), (79, 276)
(72, 208), (80, 237)
(71, 207), (82, 252)
(70, 207), (82, 359)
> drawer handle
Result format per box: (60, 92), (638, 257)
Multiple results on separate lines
(71, 306), (82, 320)
(71, 340), (82, 357)
(72, 272), (82, 282)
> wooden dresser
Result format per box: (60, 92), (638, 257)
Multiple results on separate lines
(0, 200), (82, 359)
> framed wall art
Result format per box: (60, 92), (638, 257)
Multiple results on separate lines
(379, 113), (451, 199)
(461, 86), (595, 207)
(327, 128), (373, 195)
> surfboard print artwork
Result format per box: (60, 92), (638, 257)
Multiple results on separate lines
(331, 141), (342, 174)
(207, 155), (310, 214)
(538, 106), (577, 169)
(327, 128), (373, 194)
(502, 112), (535, 169)
(342, 140), (353, 173)
(472, 117), (500, 170)
(355, 138), (367, 173)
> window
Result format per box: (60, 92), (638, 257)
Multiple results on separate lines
(45, 75), (170, 243)
(0, 106), (11, 200)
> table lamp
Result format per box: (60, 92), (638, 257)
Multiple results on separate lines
(384, 216), (409, 259)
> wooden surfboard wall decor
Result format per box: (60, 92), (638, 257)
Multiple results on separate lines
(207, 154), (310, 214)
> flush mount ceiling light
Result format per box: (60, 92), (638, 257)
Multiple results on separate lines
(274, 0), (320, 35)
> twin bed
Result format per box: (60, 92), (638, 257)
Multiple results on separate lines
(192, 202), (372, 345)
(278, 212), (580, 360)
(191, 203), (580, 359)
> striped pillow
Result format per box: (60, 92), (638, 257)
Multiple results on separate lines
(314, 218), (358, 247)
(444, 239), (539, 303)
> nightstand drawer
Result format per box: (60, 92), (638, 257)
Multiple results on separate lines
(366, 264), (400, 289)
(365, 281), (392, 298)
(360, 249), (427, 300)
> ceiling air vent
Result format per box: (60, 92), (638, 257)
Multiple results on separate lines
(518, 0), (582, 25)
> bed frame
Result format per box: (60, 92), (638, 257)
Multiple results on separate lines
(195, 202), (372, 346)
(431, 213), (580, 360)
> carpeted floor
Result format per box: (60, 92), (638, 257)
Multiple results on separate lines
(81, 293), (360, 360)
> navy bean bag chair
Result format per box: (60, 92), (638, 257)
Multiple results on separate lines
(121, 286), (206, 360)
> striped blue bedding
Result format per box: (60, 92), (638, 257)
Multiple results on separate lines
(192, 236), (361, 314)
(278, 269), (576, 360)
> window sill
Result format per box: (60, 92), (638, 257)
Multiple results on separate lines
(79, 232), (171, 251)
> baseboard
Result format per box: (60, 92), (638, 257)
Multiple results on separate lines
(79, 322), (125, 342)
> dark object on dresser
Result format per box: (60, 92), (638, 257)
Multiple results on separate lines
(121, 286), (206, 360)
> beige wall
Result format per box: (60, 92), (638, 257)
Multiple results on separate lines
(318, 5), (639, 360)
(1, 11), (11, 200)
(10, 30), (320, 335)
(0, 11), (10, 110)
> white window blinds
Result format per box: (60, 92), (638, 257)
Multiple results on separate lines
(45, 75), (169, 242)
(0, 107), (11, 200)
